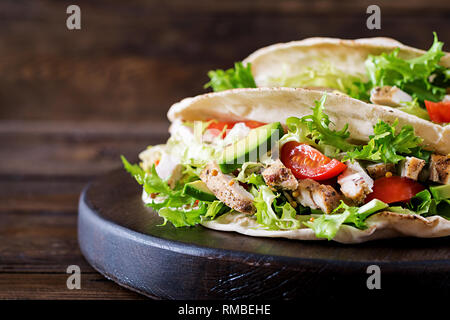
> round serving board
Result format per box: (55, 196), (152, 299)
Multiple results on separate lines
(78, 169), (450, 299)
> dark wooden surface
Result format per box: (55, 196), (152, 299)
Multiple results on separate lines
(0, 0), (449, 299)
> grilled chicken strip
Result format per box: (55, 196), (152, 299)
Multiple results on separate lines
(370, 86), (412, 107)
(200, 163), (255, 214)
(338, 161), (374, 204)
(399, 156), (426, 181)
(366, 162), (395, 179)
(294, 179), (340, 214)
(429, 154), (450, 185)
(262, 159), (298, 191)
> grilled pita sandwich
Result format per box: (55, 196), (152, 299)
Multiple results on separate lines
(123, 88), (450, 243)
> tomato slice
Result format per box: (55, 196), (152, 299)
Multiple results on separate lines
(425, 100), (450, 124)
(206, 120), (266, 138)
(280, 141), (347, 181)
(365, 176), (425, 204)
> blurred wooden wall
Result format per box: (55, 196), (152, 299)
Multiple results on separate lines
(0, 0), (449, 123)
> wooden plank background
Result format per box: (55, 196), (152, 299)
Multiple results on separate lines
(0, 0), (448, 299)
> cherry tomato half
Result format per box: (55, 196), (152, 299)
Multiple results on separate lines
(425, 100), (450, 124)
(365, 176), (425, 204)
(280, 141), (347, 181)
(206, 120), (266, 138)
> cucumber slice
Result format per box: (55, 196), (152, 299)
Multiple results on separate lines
(183, 180), (217, 202)
(218, 122), (284, 173)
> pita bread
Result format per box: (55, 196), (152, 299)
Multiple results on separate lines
(243, 37), (450, 87)
(165, 88), (450, 243)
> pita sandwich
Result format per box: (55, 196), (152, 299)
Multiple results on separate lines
(205, 34), (450, 126)
(123, 87), (450, 243)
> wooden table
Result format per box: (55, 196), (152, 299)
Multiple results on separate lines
(0, 0), (448, 300)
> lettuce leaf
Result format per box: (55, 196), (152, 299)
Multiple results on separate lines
(158, 204), (207, 227)
(205, 62), (257, 92)
(280, 94), (428, 163)
(279, 116), (319, 148)
(254, 186), (301, 230)
(122, 156), (207, 226)
(304, 200), (391, 240)
(344, 119), (427, 164)
(204, 200), (230, 220)
(408, 189), (450, 219)
(303, 202), (359, 240)
(363, 32), (447, 103)
(398, 98), (431, 120)
(122, 156), (235, 227)
(268, 62), (367, 98)
(235, 162), (266, 186)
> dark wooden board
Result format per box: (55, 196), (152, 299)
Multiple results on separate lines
(79, 169), (450, 299)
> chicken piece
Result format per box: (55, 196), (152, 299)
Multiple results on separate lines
(429, 154), (450, 185)
(262, 159), (298, 191)
(399, 156), (426, 181)
(294, 179), (341, 214)
(338, 161), (374, 204)
(366, 162), (395, 179)
(200, 163), (255, 214)
(370, 86), (412, 107)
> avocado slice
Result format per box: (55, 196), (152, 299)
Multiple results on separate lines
(218, 122), (284, 173)
(430, 184), (450, 201)
(183, 180), (217, 202)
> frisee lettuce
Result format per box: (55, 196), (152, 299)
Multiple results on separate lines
(408, 189), (450, 219)
(280, 94), (357, 156)
(280, 116), (320, 148)
(280, 94), (429, 164)
(268, 62), (367, 97)
(158, 204), (207, 227)
(301, 94), (356, 154)
(205, 62), (257, 92)
(204, 200), (230, 220)
(303, 200), (388, 240)
(235, 162), (266, 186)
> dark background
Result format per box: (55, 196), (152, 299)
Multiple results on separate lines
(0, 0), (448, 299)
